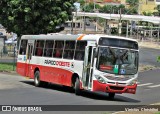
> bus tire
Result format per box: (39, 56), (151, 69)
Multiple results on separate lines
(34, 71), (41, 87)
(108, 93), (115, 99)
(75, 78), (81, 95)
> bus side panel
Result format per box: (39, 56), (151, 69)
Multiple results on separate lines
(60, 69), (73, 87)
(16, 62), (27, 77)
(30, 64), (49, 82)
(45, 66), (73, 87)
(31, 64), (73, 87)
(28, 64), (37, 79)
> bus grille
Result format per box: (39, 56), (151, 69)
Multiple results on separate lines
(105, 76), (131, 81)
(109, 86), (125, 90)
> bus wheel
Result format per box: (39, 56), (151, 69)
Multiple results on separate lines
(34, 71), (41, 87)
(108, 93), (115, 99)
(75, 78), (81, 95)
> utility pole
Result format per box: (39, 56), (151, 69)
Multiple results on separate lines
(94, 0), (96, 12)
(158, 22), (160, 42)
(71, 13), (74, 34)
(118, 8), (122, 36)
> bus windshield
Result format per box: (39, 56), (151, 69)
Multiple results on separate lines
(97, 46), (138, 75)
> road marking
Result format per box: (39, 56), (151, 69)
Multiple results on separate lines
(138, 83), (153, 87)
(148, 84), (160, 88)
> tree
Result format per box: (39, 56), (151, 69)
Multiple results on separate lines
(82, 3), (101, 12)
(126, 0), (138, 14)
(100, 4), (126, 14)
(154, 5), (160, 16)
(0, 0), (76, 37)
(77, 0), (85, 10)
(126, 0), (138, 7)
(142, 11), (153, 16)
(118, 4), (126, 14)
(100, 5), (112, 13)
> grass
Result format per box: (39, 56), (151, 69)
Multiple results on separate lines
(0, 63), (16, 72)
(157, 56), (160, 62)
(155, 112), (160, 114)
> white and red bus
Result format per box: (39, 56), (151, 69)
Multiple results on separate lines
(17, 34), (139, 98)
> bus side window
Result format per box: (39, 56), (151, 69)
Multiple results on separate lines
(44, 40), (54, 57)
(74, 41), (87, 61)
(63, 41), (75, 59)
(53, 41), (64, 58)
(19, 40), (28, 55)
(35, 40), (44, 56)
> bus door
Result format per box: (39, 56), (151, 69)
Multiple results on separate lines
(25, 40), (34, 77)
(82, 46), (96, 89)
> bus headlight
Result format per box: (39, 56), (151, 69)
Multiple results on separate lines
(95, 75), (106, 84)
(128, 80), (137, 85)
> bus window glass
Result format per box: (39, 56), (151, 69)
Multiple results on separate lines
(19, 40), (28, 55)
(97, 47), (138, 75)
(74, 41), (87, 61)
(34, 40), (44, 56)
(53, 41), (64, 58)
(44, 40), (54, 57)
(63, 41), (75, 59)
(99, 38), (138, 49)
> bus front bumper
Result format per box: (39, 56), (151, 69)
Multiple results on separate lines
(92, 80), (137, 94)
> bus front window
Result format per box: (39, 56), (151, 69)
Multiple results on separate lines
(97, 47), (138, 75)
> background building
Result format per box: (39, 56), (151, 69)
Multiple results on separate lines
(85, 0), (158, 15)
(139, 0), (157, 14)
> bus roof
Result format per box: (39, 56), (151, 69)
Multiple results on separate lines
(21, 34), (138, 42)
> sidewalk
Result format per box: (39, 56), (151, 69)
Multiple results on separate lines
(138, 41), (160, 49)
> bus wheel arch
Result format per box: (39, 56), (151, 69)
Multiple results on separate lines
(34, 67), (41, 87)
(71, 73), (81, 95)
(34, 67), (40, 74)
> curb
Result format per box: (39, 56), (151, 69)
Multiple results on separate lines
(0, 71), (18, 75)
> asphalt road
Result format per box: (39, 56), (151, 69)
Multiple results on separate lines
(0, 47), (160, 113)
(139, 47), (160, 67)
(0, 69), (160, 106)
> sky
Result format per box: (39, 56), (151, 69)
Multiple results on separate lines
(74, 2), (81, 11)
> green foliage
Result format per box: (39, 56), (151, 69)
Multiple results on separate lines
(125, 0), (138, 14)
(157, 56), (160, 62)
(156, 5), (160, 12)
(99, 5), (112, 13)
(99, 4), (126, 14)
(77, 0), (85, 8)
(143, 11), (153, 16)
(154, 5), (160, 16)
(126, 0), (138, 6)
(0, 0), (76, 36)
(82, 3), (101, 12)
